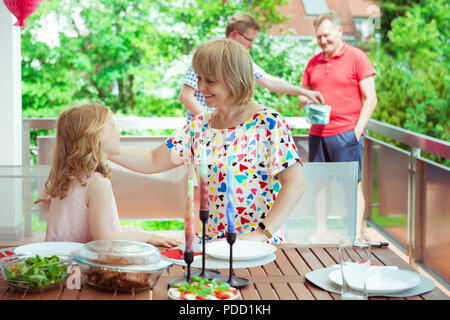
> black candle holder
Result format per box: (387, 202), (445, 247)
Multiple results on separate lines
(190, 209), (222, 280)
(213, 232), (250, 288)
(168, 251), (194, 287)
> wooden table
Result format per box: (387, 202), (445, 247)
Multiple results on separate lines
(0, 245), (448, 300)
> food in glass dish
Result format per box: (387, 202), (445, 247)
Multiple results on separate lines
(168, 276), (240, 300)
(1, 255), (69, 293)
(81, 264), (162, 290)
(72, 240), (172, 291)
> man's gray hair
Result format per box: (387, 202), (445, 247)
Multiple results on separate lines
(313, 11), (341, 28)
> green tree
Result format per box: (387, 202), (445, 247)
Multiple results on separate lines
(21, 0), (288, 117)
(368, 0), (449, 164)
(374, 0), (422, 42)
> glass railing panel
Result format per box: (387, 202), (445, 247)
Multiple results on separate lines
(371, 142), (409, 248)
(423, 161), (450, 283)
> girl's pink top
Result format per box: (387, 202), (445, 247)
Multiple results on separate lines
(45, 172), (140, 243)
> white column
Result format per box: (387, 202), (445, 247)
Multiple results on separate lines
(0, 4), (23, 240)
(0, 3), (22, 165)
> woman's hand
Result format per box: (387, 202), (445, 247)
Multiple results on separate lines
(236, 229), (267, 242)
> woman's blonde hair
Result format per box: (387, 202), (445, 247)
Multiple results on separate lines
(192, 39), (254, 106)
(44, 103), (112, 199)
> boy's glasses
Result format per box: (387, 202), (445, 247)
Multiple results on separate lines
(238, 32), (255, 44)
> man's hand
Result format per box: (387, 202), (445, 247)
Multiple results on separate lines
(302, 88), (325, 104)
(297, 85), (323, 107)
(354, 127), (364, 142)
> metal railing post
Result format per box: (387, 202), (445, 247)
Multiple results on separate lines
(407, 147), (420, 266)
(362, 131), (373, 222)
(414, 157), (426, 264)
(22, 120), (32, 236)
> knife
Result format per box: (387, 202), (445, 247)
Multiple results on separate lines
(369, 241), (389, 247)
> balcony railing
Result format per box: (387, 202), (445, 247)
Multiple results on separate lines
(20, 117), (450, 287)
(363, 119), (449, 287)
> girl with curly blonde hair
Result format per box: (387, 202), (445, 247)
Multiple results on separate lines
(42, 103), (182, 247)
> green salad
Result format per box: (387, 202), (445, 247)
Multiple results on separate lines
(3, 255), (68, 289)
(169, 276), (239, 300)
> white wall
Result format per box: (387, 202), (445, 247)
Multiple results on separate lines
(0, 3), (23, 240)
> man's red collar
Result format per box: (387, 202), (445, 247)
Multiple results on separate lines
(319, 41), (347, 61)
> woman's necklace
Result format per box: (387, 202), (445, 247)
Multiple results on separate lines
(212, 105), (246, 129)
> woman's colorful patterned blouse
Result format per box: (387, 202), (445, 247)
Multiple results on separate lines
(166, 107), (301, 241)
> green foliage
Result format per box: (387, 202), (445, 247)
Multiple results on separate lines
(21, 0), (449, 168)
(368, 0), (449, 165)
(374, 0), (422, 42)
(251, 34), (320, 116)
(21, 0), (288, 117)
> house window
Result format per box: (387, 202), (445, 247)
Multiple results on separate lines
(302, 0), (329, 16)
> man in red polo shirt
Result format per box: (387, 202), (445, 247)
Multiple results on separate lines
(299, 12), (377, 238)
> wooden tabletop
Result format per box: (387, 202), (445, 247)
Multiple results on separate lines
(0, 245), (448, 300)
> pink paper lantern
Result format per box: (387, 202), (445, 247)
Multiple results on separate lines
(3, 0), (43, 27)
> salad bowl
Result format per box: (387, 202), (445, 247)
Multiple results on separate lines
(1, 255), (70, 293)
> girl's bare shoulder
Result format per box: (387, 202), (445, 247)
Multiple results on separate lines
(86, 173), (112, 195)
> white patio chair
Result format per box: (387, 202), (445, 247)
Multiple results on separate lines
(284, 161), (358, 244)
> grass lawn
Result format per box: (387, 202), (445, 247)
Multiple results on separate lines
(31, 211), (184, 232)
(120, 219), (184, 231)
(370, 207), (407, 227)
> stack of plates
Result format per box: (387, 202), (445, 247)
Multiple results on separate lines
(328, 267), (422, 294)
(172, 240), (277, 269)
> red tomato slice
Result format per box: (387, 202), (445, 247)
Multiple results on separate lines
(227, 289), (238, 295)
(215, 291), (231, 299)
(196, 295), (210, 300)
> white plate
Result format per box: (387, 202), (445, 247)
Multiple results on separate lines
(204, 240), (276, 261)
(14, 242), (84, 257)
(172, 253), (276, 269)
(329, 269), (421, 294)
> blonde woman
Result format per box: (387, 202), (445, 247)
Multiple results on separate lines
(40, 104), (182, 247)
(111, 39), (306, 244)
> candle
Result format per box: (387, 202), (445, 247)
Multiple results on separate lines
(184, 178), (194, 253)
(226, 167), (236, 233)
(199, 146), (209, 211)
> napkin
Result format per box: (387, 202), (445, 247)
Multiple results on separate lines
(0, 250), (14, 259)
(161, 249), (202, 260)
(0, 249), (19, 263)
